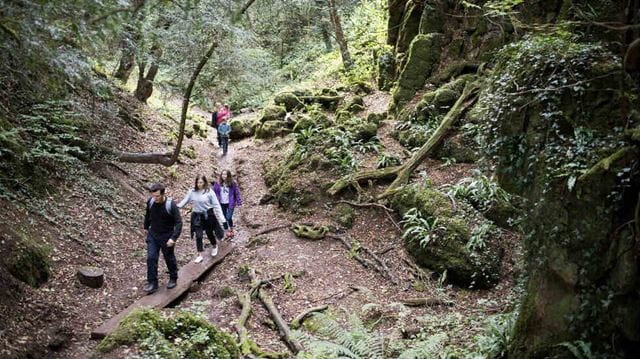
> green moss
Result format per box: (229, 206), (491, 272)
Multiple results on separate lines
(255, 120), (287, 139)
(334, 204), (356, 228)
(98, 309), (239, 358)
(7, 231), (51, 287)
(391, 33), (443, 110)
(395, 1), (425, 54)
(274, 92), (304, 112)
(183, 145), (197, 160)
(391, 184), (501, 288)
(260, 105), (287, 122)
(229, 117), (255, 140)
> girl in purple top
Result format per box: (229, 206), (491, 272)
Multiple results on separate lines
(212, 170), (242, 238)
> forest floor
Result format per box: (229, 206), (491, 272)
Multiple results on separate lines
(0, 88), (522, 358)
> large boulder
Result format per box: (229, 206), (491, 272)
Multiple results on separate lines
(229, 117), (255, 140)
(255, 120), (287, 139)
(260, 105), (286, 123)
(391, 183), (502, 289)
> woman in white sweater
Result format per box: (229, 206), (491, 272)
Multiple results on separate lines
(177, 175), (226, 262)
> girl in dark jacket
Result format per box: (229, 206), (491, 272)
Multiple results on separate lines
(212, 170), (242, 239)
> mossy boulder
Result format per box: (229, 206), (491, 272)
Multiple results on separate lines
(391, 33), (443, 111)
(339, 96), (365, 114)
(350, 81), (373, 95)
(292, 114), (314, 132)
(191, 122), (208, 138)
(274, 92), (304, 112)
(263, 152), (316, 210)
(229, 117), (255, 140)
(336, 115), (378, 141)
(97, 309), (239, 358)
(260, 105), (286, 123)
(367, 112), (386, 126)
(391, 183), (502, 289)
(183, 145), (197, 160)
(436, 133), (479, 163)
(319, 88), (339, 96)
(5, 231), (51, 288)
(300, 95), (343, 111)
(255, 120), (287, 139)
(394, 0), (425, 55)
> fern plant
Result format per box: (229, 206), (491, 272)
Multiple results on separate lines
(400, 208), (446, 248)
(445, 170), (511, 212)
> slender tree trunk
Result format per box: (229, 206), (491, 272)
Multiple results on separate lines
(115, 41), (217, 165)
(327, 0), (353, 70)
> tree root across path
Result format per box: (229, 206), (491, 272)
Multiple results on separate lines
(327, 82), (480, 199)
(248, 268), (304, 354)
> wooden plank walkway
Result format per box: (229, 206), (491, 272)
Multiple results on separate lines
(91, 241), (233, 339)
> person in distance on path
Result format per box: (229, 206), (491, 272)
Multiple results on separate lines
(143, 183), (182, 295)
(177, 175), (226, 263)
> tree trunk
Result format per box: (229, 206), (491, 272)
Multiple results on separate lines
(321, 20), (333, 52)
(387, 0), (408, 47)
(115, 41), (217, 166)
(113, 0), (146, 82)
(327, 0), (353, 70)
(134, 44), (162, 103)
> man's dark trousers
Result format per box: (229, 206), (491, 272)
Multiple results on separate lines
(146, 232), (178, 285)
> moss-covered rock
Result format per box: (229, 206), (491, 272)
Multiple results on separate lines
(377, 50), (396, 90)
(367, 112), (387, 126)
(338, 96), (365, 114)
(183, 145), (197, 160)
(436, 133), (479, 163)
(255, 120), (287, 139)
(274, 92), (304, 112)
(98, 309), (239, 358)
(319, 88), (339, 96)
(391, 33), (443, 111)
(350, 81), (373, 95)
(391, 183), (502, 289)
(229, 117), (255, 140)
(336, 114), (378, 141)
(5, 231), (51, 288)
(394, 0), (425, 55)
(300, 95), (343, 111)
(260, 105), (287, 123)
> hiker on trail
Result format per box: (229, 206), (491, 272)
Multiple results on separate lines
(212, 170), (242, 239)
(215, 103), (231, 148)
(177, 175), (226, 263)
(218, 117), (231, 156)
(143, 183), (182, 294)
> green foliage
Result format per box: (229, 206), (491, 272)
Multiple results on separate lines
(472, 312), (516, 358)
(376, 152), (401, 169)
(556, 340), (595, 359)
(283, 272), (297, 293)
(98, 308), (239, 358)
(6, 231), (52, 288)
(400, 208), (446, 249)
(445, 171), (511, 212)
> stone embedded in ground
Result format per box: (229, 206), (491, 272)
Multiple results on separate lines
(77, 266), (105, 288)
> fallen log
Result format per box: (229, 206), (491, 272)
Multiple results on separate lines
(235, 290), (286, 358)
(249, 269), (304, 354)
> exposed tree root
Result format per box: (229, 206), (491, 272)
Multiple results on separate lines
(253, 224), (290, 236)
(327, 82), (480, 199)
(325, 234), (397, 284)
(290, 305), (329, 329)
(249, 268), (304, 354)
(235, 290), (287, 358)
(401, 297), (453, 307)
(336, 200), (403, 233)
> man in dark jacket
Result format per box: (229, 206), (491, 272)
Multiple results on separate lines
(143, 183), (182, 294)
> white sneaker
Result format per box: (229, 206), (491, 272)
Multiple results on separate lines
(211, 246), (218, 257)
(194, 255), (203, 263)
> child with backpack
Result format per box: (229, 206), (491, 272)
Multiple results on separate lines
(217, 118), (231, 156)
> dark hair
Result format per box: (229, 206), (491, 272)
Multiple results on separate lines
(219, 170), (235, 186)
(194, 175), (209, 191)
(149, 183), (165, 194)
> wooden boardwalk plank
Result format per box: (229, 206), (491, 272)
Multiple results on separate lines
(91, 241), (233, 339)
